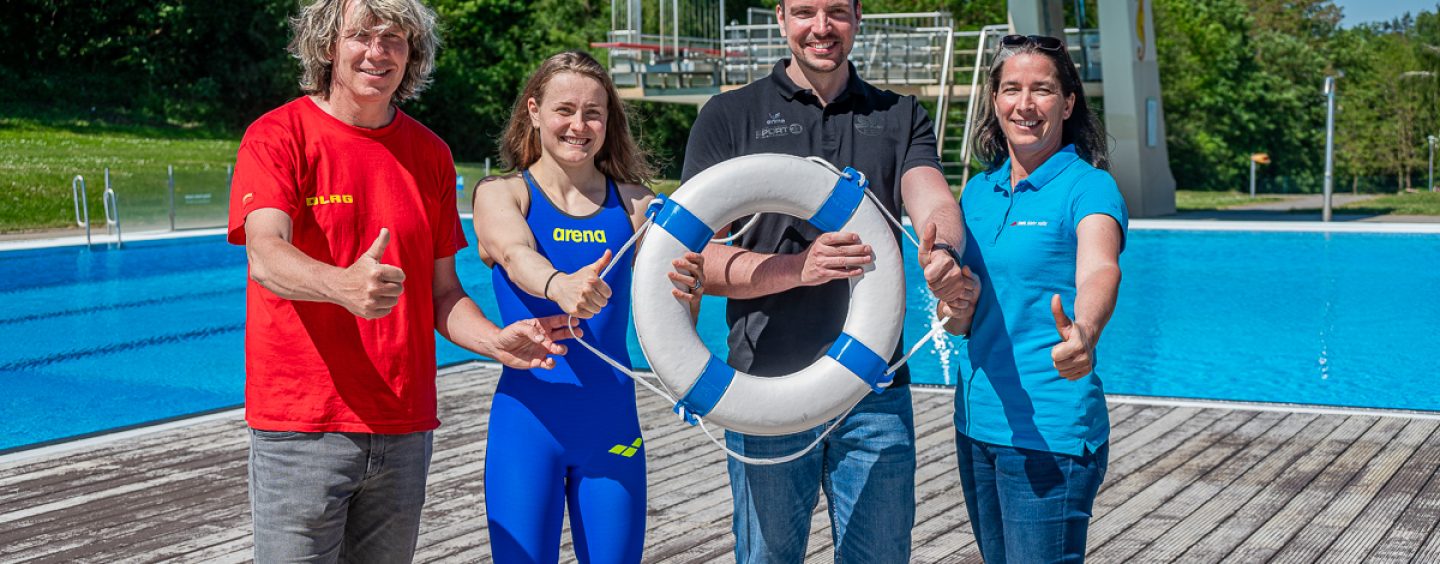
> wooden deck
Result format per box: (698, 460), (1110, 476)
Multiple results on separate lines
(3, 362), (1439, 563)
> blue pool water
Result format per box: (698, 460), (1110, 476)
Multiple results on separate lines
(2, 226), (1438, 452)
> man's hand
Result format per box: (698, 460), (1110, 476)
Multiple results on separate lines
(1050, 294), (1095, 381)
(552, 249), (613, 319)
(800, 232), (872, 286)
(336, 228), (406, 319)
(485, 315), (580, 370)
(918, 223), (969, 303)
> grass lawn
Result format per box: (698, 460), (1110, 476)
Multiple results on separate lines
(0, 119), (239, 233)
(1174, 190), (1284, 211)
(1335, 191), (1440, 216)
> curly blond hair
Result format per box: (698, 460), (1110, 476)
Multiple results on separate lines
(288, 0), (440, 104)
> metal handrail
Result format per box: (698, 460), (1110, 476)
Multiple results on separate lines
(958, 25), (1010, 186)
(932, 26), (956, 148)
(103, 167), (122, 249)
(72, 175), (91, 248)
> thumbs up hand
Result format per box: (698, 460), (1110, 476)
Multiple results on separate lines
(550, 249), (614, 319)
(340, 228), (407, 319)
(1049, 294), (1094, 381)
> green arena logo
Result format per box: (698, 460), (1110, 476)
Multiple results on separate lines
(608, 438), (642, 458)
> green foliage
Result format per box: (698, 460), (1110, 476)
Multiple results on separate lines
(1154, 0), (1440, 193)
(0, 0), (296, 130)
(0, 119), (238, 231)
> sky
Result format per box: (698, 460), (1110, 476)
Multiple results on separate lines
(1332, 0), (1438, 27)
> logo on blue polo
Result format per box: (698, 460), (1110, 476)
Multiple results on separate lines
(766, 112), (786, 125)
(1009, 220), (1050, 227)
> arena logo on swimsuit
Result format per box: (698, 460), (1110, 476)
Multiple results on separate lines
(305, 194), (354, 206)
(552, 228), (608, 244)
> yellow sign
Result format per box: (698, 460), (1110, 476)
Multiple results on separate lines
(1251, 153), (1270, 164)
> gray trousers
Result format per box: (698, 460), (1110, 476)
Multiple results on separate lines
(248, 429), (434, 564)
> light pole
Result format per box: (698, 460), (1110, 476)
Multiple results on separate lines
(1429, 135), (1436, 192)
(1322, 76), (1338, 222)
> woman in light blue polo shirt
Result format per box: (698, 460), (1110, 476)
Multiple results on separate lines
(939, 34), (1128, 563)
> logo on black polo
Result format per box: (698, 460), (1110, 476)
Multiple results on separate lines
(855, 115), (884, 136)
(755, 123), (804, 139)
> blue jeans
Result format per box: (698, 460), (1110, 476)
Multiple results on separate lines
(954, 433), (1108, 563)
(725, 386), (916, 564)
(248, 429), (433, 564)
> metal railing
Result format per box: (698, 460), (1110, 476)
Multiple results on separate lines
(72, 175), (91, 247)
(103, 168), (123, 249)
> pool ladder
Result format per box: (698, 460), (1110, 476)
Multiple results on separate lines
(71, 168), (123, 249)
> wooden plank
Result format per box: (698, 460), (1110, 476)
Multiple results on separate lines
(1176, 414), (1373, 563)
(1321, 421), (1440, 563)
(1111, 412), (1322, 561)
(1270, 418), (1437, 563)
(1225, 416), (1405, 562)
(1087, 410), (1282, 556)
(1365, 457), (1440, 562)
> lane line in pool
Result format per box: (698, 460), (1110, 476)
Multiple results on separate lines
(0, 289), (237, 326)
(911, 386), (1440, 420)
(0, 324), (243, 371)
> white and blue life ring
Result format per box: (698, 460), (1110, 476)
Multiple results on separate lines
(632, 154), (905, 436)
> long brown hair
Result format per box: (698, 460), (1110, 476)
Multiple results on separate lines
(971, 40), (1109, 171)
(499, 51), (655, 184)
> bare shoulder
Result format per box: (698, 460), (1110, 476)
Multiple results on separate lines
(473, 172), (529, 210)
(617, 181), (656, 201)
(617, 181), (657, 227)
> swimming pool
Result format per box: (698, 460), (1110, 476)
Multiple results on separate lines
(3, 224), (1437, 452)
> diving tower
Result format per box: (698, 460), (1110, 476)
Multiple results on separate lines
(594, 0), (1175, 217)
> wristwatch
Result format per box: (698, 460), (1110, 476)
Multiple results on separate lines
(931, 242), (964, 266)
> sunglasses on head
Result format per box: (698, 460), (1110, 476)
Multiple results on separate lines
(999, 34), (1064, 51)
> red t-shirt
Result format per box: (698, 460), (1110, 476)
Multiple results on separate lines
(227, 97), (466, 434)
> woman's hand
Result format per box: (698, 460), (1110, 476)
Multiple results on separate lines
(1049, 294), (1095, 380)
(668, 251), (705, 322)
(550, 249), (613, 318)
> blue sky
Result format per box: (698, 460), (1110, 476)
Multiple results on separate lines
(1332, 0), (1438, 27)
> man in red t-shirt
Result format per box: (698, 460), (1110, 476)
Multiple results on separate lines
(227, 0), (575, 561)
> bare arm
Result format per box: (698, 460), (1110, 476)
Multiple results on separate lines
(473, 178), (612, 318)
(700, 231), (872, 300)
(903, 166), (975, 307)
(900, 166), (964, 251)
(243, 208), (403, 318)
(1050, 214), (1124, 380)
(472, 179), (557, 297)
(432, 256), (576, 370)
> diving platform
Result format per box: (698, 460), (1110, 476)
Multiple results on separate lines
(596, 1), (1177, 218)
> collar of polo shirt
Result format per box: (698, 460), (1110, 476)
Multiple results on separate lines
(769, 59), (865, 104)
(984, 144), (1083, 193)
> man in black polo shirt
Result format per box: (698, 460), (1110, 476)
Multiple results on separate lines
(681, 0), (975, 561)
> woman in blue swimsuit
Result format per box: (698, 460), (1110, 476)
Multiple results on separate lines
(472, 51), (704, 564)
